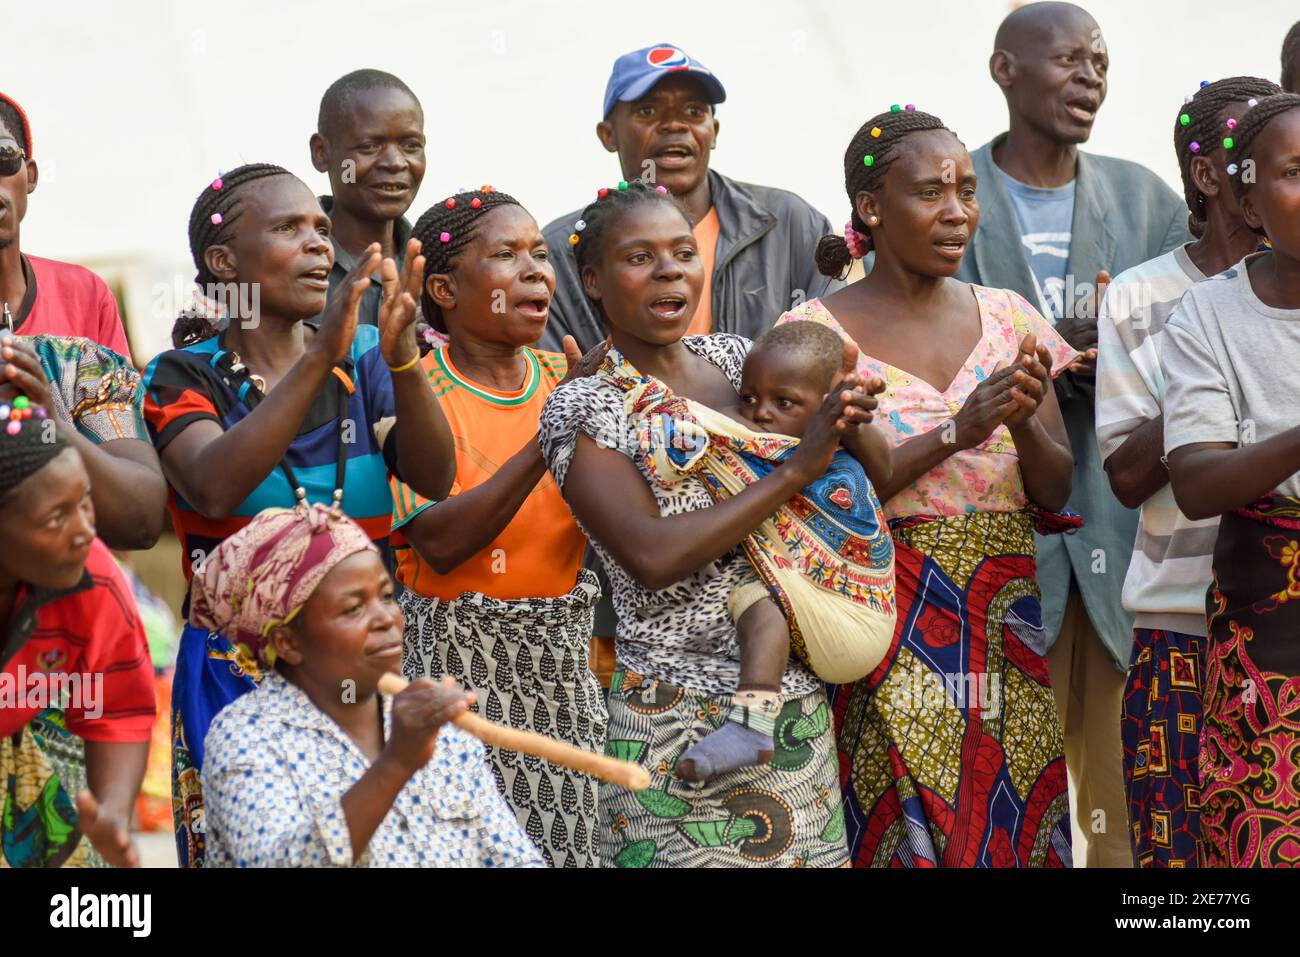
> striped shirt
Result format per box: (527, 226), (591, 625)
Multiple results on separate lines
(1095, 244), (1216, 635)
(142, 325), (398, 587)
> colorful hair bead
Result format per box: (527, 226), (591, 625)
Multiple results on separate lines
(1179, 113), (1190, 126)
(1227, 163), (1239, 175)
(1226, 118), (1238, 130)
(1224, 136), (1234, 149)
(5, 421), (19, 436)
(862, 154), (875, 167)
(1184, 95), (1194, 104)
(211, 213), (223, 225)
(439, 231), (451, 243)
(904, 104), (916, 111)
(445, 198), (456, 209)
(14, 396), (30, 411)
(655, 185), (668, 195)
(1189, 141), (1201, 153)
(480, 185), (494, 193)
(889, 104), (901, 112)
(870, 127), (882, 138)
(1200, 80), (1210, 88)
(1248, 98), (1259, 108)
(212, 177), (224, 190)
(0, 405), (10, 420)
(575, 219), (586, 231)
(33, 406), (45, 419)
(470, 198), (482, 209)
(617, 180), (629, 190)
(568, 234), (579, 245)
(597, 188), (609, 199)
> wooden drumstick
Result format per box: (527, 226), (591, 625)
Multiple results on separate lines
(377, 672), (651, 792)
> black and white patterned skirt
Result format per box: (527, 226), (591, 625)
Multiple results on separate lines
(399, 570), (606, 867)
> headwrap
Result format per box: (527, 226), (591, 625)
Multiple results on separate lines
(0, 91), (32, 156)
(188, 504), (378, 666)
(0, 399), (65, 499)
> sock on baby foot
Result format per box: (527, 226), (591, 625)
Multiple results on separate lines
(676, 690), (781, 783)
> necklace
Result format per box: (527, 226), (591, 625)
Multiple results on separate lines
(215, 344), (349, 511)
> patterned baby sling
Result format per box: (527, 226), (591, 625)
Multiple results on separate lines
(601, 357), (896, 684)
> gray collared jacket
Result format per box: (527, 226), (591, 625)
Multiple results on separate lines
(957, 135), (1189, 668)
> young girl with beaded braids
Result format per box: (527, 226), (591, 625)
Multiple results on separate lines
(539, 179), (880, 868)
(386, 186), (609, 867)
(1162, 91), (1300, 868)
(1093, 75), (1280, 869)
(778, 106), (1081, 867)
(141, 163), (455, 867)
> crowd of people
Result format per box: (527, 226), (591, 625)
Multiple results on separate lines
(3, 1), (1300, 869)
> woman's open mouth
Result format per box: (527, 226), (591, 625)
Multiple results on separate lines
(299, 266), (330, 290)
(516, 297), (550, 320)
(934, 237), (967, 260)
(649, 294), (688, 319)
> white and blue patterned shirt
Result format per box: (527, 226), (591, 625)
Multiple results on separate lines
(203, 672), (543, 867)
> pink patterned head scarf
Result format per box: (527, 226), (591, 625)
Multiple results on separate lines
(189, 504), (378, 666)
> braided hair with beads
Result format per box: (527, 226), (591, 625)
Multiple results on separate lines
(0, 401), (66, 502)
(409, 187), (521, 333)
(172, 163), (294, 347)
(570, 180), (681, 276)
(815, 107), (954, 278)
(1173, 77), (1280, 237)
(1225, 92), (1300, 227)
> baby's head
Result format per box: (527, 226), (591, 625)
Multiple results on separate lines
(738, 321), (846, 437)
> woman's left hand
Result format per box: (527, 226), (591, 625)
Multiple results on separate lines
(1003, 333), (1054, 429)
(74, 790), (140, 868)
(559, 335), (610, 385)
(379, 238), (427, 370)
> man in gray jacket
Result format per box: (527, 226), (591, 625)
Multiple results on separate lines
(539, 43), (838, 352)
(955, 2), (1187, 867)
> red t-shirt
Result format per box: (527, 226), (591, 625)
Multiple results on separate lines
(0, 539), (155, 741)
(12, 255), (132, 360)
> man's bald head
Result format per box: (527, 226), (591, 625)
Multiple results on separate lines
(995, 2), (1100, 57)
(990, 2), (1107, 146)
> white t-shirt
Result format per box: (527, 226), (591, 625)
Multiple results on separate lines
(1164, 252), (1300, 500)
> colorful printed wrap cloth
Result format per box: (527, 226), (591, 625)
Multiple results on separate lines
(606, 368), (897, 685)
(1, 710), (99, 869)
(831, 508), (1081, 867)
(1200, 495), (1300, 868)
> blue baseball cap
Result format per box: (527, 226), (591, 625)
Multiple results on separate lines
(602, 44), (727, 118)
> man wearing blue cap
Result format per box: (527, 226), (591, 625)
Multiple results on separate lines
(540, 43), (839, 351)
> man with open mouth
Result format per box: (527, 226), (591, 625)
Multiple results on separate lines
(955, 1), (1189, 869)
(540, 42), (840, 354)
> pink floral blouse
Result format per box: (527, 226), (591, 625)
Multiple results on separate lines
(778, 286), (1078, 520)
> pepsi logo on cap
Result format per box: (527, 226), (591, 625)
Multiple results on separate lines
(646, 46), (690, 71)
